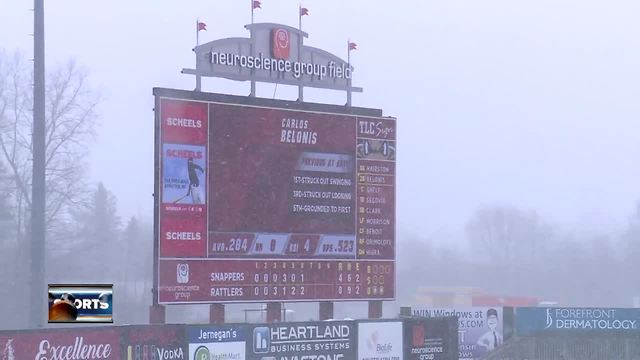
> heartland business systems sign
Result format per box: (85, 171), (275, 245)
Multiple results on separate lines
(182, 23), (362, 93)
(516, 307), (640, 336)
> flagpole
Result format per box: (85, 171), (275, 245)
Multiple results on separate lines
(195, 19), (201, 91)
(298, 4), (303, 102)
(250, 0), (255, 96)
(347, 40), (352, 107)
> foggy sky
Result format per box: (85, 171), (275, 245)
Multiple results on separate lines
(2, 0), (640, 243)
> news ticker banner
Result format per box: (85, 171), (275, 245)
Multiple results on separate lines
(156, 94), (396, 304)
(411, 307), (502, 360)
(515, 307), (640, 336)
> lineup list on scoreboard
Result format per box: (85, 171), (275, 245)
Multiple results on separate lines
(157, 97), (396, 303)
(355, 119), (396, 261)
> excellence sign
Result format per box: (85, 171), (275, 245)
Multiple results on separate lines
(154, 89), (396, 304)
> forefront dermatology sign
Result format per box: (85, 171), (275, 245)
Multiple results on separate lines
(516, 307), (640, 336)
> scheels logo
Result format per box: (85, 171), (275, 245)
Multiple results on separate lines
(271, 28), (290, 60)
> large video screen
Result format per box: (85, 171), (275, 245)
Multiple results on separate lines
(155, 92), (396, 303)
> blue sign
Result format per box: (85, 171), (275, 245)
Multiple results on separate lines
(516, 307), (640, 336)
(188, 326), (245, 343)
(246, 321), (356, 360)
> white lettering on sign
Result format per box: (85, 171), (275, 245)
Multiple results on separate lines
(156, 347), (184, 360)
(166, 118), (202, 129)
(165, 232), (202, 241)
(358, 120), (394, 138)
(35, 337), (112, 360)
(211, 52), (352, 80)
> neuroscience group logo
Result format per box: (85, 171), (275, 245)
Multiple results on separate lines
(271, 28), (290, 60)
(177, 263), (190, 283)
(412, 324), (425, 347)
(48, 284), (113, 323)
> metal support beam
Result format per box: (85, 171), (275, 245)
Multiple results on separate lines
(368, 300), (382, 319)
(149, 305), (166, 324)
(266, 302), (282, 323)
(31, 0), (46, 329)
(319, 301), (334, 320)
(210, 303), (225, 324)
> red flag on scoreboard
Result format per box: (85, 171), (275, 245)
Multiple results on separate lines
(197, 22), (207, 31)
(300, 7), (309, 16)
(253, 0), (262, 9)
(348, 42), (357, 51)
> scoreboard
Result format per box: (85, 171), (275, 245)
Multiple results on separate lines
(154, 89), (396, 304)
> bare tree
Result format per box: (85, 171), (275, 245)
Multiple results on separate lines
(0, 49), (99, 247)
(0, 50), (99, 324)
(466, 204), (549, 268)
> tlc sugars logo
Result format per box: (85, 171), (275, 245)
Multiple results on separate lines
(253, 327), (270, 354)
(48, 284), (113, 323)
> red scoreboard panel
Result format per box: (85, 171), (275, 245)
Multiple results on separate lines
(155, 90), (396, 304)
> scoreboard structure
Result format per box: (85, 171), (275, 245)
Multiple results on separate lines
(154, 88), (396, 304)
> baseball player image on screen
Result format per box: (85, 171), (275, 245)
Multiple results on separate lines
(174, 157), (204, 204)
(162, 143), (207, 205)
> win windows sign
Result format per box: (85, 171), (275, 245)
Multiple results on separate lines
(48, 284), (113, 323)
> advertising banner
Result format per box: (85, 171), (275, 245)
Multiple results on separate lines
(404, 317), (458, 360)
(162, 143), (207, 205)
(357, 321), (403, 360)
(515, 307), (640, 336)
(246, 321), (355, 360)
(0, 327), (122, 359)
(155, 90), (397, 304)
(121, 325), (186, 360)
(187, 325), (245, 360)
(159, 98), (209, 258)
(412, 307), (504, 360)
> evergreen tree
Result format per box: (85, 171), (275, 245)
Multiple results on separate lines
(53, 182), (121, 282)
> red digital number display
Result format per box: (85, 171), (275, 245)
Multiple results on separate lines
(156, 94), (395, 303)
